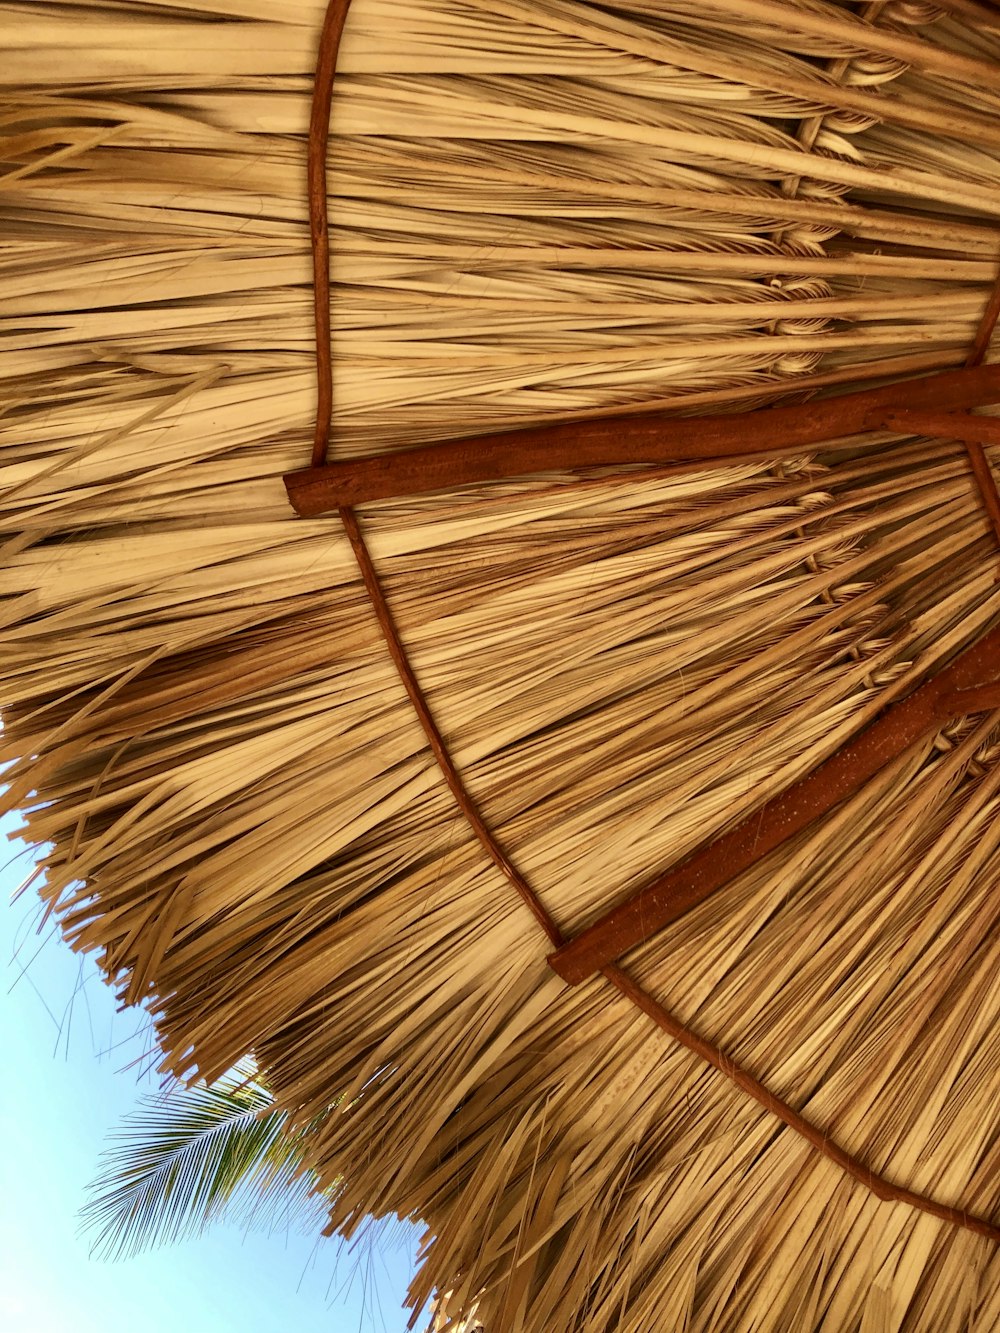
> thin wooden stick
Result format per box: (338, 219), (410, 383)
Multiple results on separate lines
(339, 503), (565, 950)
(603, 964), (1000, 1244)
(309, 0), (353, 468)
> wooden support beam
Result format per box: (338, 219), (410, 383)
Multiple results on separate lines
(880, 409), (1000, 545)
(284, 363), (1000, 515)
(879, 410), (1000, 447)
(308, 0), (354, 468)
(547, 625), (1000, 985)
(966, 267), (1000, 370)
(938, 682), (1000, 717)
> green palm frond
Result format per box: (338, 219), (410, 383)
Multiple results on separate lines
(82, 1063), (334, 1259)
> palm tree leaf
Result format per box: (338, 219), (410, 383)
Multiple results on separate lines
(81, 1065), (334, 1259)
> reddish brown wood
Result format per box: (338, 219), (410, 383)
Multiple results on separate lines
(604, 963), (1000, 1243)
(284, 364), (1000, 514)
(548, 625), (1000, 985)
(880, 409), (1000, 447)
(938, 682), (1000, 717)
(967, 268), (1000, 371)
(308, 0), (354, 468)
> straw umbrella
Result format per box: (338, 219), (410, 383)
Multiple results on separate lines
(4, 1), (1000, 1328)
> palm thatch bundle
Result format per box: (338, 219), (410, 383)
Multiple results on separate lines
(5, 1), (1000, 1328)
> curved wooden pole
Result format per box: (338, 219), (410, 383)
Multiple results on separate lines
(309, 0), (354, 468)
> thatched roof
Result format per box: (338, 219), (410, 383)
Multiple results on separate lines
(4, 1), (1000, 1328)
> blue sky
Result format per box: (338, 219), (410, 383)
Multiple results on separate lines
(1, 809), (423, 1333)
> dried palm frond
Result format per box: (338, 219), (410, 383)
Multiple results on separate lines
(3, 1), (1000, 1329)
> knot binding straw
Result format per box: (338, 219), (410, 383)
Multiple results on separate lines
(297, 0), (1000, 1249)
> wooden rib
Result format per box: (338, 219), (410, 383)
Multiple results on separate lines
(880, 409), (1000, 546)
(603, 964), (1000, 1244)
(957, 269), (1000, 547)
(547, 624), (1000, 985)
(309, 0), (354, 468)
(939, 683), (1000, 716)
(338, 503), (565, 950)
(284, 364), (1000, 514)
